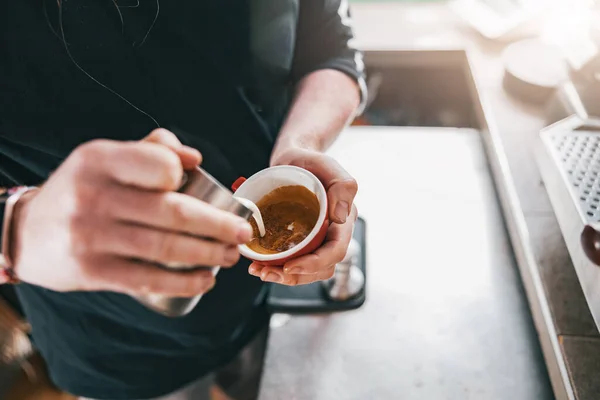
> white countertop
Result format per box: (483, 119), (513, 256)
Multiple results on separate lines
(258, 126), (552, 400)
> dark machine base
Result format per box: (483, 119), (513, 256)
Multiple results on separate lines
(267, 217), (367, 314)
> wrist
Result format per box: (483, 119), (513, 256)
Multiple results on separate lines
(271, 136), (322, 166)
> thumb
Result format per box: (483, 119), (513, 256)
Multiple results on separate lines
(279, 150), (357, 224)
(326, 174), (358, 224)
(143, 128), (202, 170)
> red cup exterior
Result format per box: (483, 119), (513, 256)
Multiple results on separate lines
(231, 177), (247, 192)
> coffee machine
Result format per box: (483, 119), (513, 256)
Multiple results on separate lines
(535, 3), (600, 328)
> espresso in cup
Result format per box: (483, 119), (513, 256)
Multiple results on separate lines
(247, 185), (320, 254)
(234, 165), (329, 265)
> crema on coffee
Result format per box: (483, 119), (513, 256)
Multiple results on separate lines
(247, 185), (320, 254)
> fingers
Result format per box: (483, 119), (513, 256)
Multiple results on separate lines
(99, 184), (252, 244)
(110, 142), (183, 191)
(248, 205), (357, 285)
(327, 178), (357, 224)
(282, 204), (357, 274)
(274, 149), (357, 224)
(143, 128), (202, 170)
(249, 263), (335, 286)
(75, 139), (184, 191)
(84, 255), (217, 297)
(77, 221), (242, 268)
(250, 263), (336, 285)
(72, 129), (202, 192)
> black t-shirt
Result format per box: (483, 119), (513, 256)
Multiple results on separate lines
(0, 1), (292, 398)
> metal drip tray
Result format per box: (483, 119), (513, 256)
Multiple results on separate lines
(536, 115), (600, 330)
(551, 131), (600, 222)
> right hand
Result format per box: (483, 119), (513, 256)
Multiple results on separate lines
(10, 129), (253, 297)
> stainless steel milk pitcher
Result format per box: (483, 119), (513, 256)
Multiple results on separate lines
(134, 166), (253, 317)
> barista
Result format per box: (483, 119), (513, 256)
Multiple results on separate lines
(0, 1), (365, 399)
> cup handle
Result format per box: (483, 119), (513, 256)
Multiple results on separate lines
(231, 177), (246, 192)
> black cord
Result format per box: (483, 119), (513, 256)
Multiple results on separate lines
(57, 1), (161, 128)
(136, 0), (159, 47)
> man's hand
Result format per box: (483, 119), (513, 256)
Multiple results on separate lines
(10, 129), (253, 297)
(248, 147), (358, 286)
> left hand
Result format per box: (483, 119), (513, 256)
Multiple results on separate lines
(248, 147), (358, 285)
